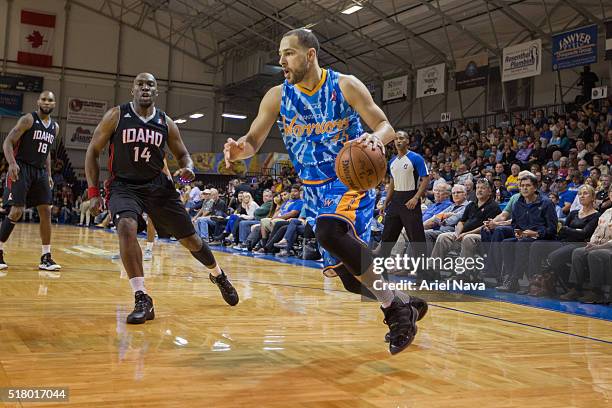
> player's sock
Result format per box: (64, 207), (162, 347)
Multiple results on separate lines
(0, 218), (17, 243)
(42, 245), (51, 255)
(146, 242), (154, 251)
(129, 277), (147, 294)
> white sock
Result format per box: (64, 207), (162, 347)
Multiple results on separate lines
(146, 242), (153, 251)
(42, 245), (51, 255)
(129, 277), (147, 294)
(209, 264), (222, 277)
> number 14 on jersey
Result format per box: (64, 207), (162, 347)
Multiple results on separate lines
(133, 146), (151, 162)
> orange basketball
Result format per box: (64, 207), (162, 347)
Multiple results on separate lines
(335, 142), (387, 191)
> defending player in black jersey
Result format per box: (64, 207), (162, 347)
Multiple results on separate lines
(86, 73), (238, 324)
(0, 91), (61, 274)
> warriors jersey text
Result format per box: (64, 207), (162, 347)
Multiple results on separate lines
(277, 69), (363, 185)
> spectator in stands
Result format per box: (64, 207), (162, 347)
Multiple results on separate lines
(236, 189), (273, 246)
(564, 206), (612, 303)
(423, 184), (469, 255)
(78, 189), (92, 226)
(505, 164), (520, 194)
(216, 191), (259, 245)
(194, 188), (227, 240)
(494, 162), (507, 185)
(422, 182), (452, 222)
(430, 178), (500, 280)
(496, 173), (557, 292)
(461, 178), (476, 202)
(258, 186), (302, 250)
(439, 162), (455, 182)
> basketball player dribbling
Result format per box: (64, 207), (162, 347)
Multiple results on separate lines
(0, 91), (61, 276)
(86, 72), (238, 324)
(224, 29), (427, 354)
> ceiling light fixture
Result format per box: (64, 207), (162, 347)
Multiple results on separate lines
(222, 113), (247, 120)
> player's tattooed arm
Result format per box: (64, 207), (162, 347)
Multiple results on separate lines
(166, 117), (195, 182)
(86, 107), (119, 206)
(3, 113), (34, 182)
(339, 74), (395, 149)
(224, 85), (281, 168)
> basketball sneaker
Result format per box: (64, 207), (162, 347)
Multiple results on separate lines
(0, 250), (7, 270)
(39, 253), (61, 271)
(127, 291), (155, 324)
(385, 296), (428, 343)
(143, 248), (153, 261)
(209, 270), (239, 306)
(381, 297), (418, 355)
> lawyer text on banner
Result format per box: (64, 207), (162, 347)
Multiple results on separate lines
(416, 63), (445, 98)
(455, 53), (488, 90)
(65, 123), (96, 150)
(67, 98), (108, 125)
(606, 21), (612, 61)
(382, 76), (408, 103)
(502, 39), (541, 82)
(18, 10), (55, 67)
(552, 24), (598, 70)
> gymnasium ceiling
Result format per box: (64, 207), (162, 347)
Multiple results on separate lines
(74, 0), (610, 83)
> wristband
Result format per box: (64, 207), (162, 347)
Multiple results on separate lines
(88, 186), (100, 199)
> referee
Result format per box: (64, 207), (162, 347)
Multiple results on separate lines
(374, 131), (430, 274)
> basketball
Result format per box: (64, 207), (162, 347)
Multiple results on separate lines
(335, 141), (387, 191)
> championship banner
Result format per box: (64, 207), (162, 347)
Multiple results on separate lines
(502, 39), (541, 82)
(455, 53), (488, 90)
(18, 10), (56, 67)
(552, 24), (598, 70)
(606, 21), (612, 61)
(65, 123), (96, 150)
(416, 63), (445, 98)
(382, 75), (408, 102)
(67, 98), (108, 125)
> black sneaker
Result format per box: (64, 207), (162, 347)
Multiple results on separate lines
(385, 296), (428, 343)
(126, 291), (155, 324)
(381, 298), (418, 355)
(0, 250), (7, 270)
(209, 270), (239, 306)
(39, 253), (61, 271)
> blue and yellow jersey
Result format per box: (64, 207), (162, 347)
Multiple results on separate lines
(277, 68), (363, 186)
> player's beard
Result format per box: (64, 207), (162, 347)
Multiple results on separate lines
(289, 60), (309, 85)
(39, 106), (54, 115)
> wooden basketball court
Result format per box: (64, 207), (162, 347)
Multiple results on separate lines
(0, 224), (610, 407)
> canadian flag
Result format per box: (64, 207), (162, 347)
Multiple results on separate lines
(18, 10), (56, 67)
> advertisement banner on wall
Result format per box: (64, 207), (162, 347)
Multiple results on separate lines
(0, 92), (24, 112)
(416, 63), (445, 98)
(67, 97), (107, 124)
(65, 123), (96, 150)
(502, 39), (541, 82)
(382, 75), (408, 102)
(552, 24), (598, 70)
(455, 53), (488, 90)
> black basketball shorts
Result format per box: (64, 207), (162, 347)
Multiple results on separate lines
(107, 173), (195, 239)
(3, 161), (52, 208)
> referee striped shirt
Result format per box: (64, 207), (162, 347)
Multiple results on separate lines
(389, 151), (429, 191)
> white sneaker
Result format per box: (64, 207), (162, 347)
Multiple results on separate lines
(143, 248), (153, 261)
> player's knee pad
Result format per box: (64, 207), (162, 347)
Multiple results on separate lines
(315, 217), (347, 249)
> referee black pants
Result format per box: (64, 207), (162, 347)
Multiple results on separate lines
(375, 191), (426, 261)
